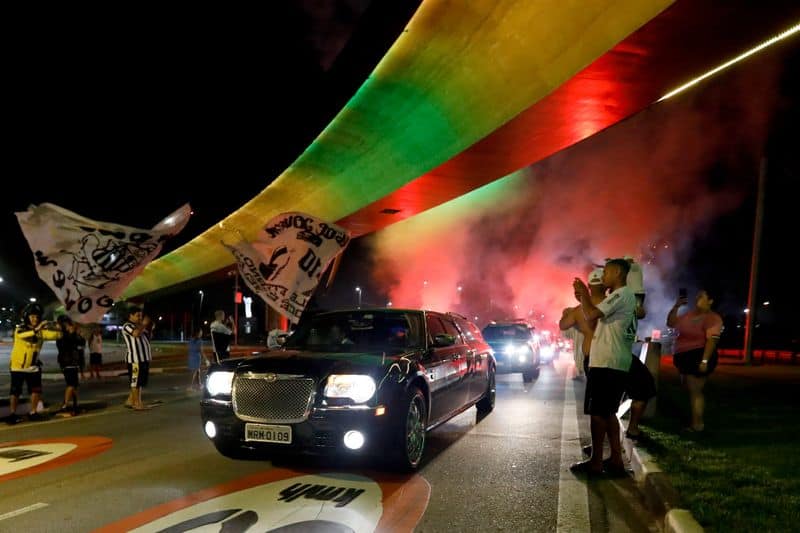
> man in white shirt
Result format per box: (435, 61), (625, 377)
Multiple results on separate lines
(570, 258), (636, 476)
(209, 310), (234, 362)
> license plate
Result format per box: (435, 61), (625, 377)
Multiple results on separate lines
(245, 423), (292, 444)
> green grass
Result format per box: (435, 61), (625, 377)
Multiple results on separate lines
(640, 364), (800, 532)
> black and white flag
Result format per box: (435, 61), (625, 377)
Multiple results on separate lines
(223, 212), (350, 324)
(16, 203), (191, 323)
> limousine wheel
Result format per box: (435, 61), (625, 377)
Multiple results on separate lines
(476, 368), (496, 415)
(390, 387), (427, 471)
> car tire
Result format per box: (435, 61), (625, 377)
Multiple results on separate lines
(476, 368), (495, 415)
(389, 387), (427, 472)
(522, 367), (540, 382)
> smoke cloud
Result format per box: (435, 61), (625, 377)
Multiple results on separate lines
(364, 54), (783, 336)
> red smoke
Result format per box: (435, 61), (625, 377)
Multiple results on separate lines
(366, 54), (782, 334)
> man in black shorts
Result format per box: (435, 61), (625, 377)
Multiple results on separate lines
(625, 355), (656, 439)
(623, 256), (656, 439)
(571, 259), (637, 476)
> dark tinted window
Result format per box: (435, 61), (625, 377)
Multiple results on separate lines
(482, 324), (532, 341)
(284, 310), (423, 353)
(453, 316), (482, 342)
(441, 317), (463, 344)
(426, 315), (446, 342)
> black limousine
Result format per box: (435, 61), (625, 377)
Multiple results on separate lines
(201, 308), (495, 470)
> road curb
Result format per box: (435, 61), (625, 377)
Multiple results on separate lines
(627, 441), (704, 532)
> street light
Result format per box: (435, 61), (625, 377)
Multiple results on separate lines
(198, 290), (204, 320)
(355, 286), (362, 308)
(29, 297), (37, 303)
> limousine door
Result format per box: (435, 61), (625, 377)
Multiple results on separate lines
(424, 314), (468, 423)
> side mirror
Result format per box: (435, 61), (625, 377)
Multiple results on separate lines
(432, 333), (456, 347)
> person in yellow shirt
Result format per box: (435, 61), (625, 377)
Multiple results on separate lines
(7, 303), (61, 424)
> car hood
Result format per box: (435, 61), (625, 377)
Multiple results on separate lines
(226, 349), (414, 381)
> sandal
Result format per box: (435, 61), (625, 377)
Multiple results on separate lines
(570, 460), (603, 476)
(625, 430), (646, 440)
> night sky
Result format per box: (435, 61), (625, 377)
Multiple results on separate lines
(1, 1), (419, 299)
(1, 3), (798, 347)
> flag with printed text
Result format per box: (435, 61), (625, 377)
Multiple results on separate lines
(16, 203), (191, 323)
(223, 212), (350, 323)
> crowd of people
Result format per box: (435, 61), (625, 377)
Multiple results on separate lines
(6, 303), (109, 424)
(560, 257), (723, 477)
(7, 274), (723, 454)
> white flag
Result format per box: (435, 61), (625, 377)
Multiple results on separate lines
(223, 212), (350, 324)
(16, 203), (191, 323)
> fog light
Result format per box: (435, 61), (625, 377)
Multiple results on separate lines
(343, 430), (365, 450)
(204, 421), (217, 439)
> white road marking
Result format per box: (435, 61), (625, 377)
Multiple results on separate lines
(0, 503), (49, 521)
(557, 370), (590, 532)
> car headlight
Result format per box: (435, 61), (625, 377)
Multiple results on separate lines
(324, 375), (376, 403)
(540, 346), (554, 359)
(504, 343), (528, 356)
(206, 371), (234, 396)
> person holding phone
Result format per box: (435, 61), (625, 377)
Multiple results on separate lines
(667, 287), (723, 432)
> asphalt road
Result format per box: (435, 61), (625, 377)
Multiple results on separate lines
(0, 349), (658, 532)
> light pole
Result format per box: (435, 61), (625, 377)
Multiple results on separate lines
(355, 286), (362, 308)
(198, 290), (204, 322)
(225, 269), (240, 347)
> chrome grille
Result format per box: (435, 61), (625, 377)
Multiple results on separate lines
(232, 373), (315, 423)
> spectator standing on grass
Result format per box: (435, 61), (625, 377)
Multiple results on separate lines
(620, 256), (657, 440)
(667, 287), (723, 432)
(89, 326), (103, 379)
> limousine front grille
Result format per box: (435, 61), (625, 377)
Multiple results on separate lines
(232, 374), (315, 423)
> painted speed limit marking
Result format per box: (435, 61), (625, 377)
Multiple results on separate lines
(0, 437), (112, 482)
(96, 468), (430, 533)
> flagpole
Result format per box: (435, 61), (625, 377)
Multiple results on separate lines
(743, 158), (766, 365)
(233, 272), (239, 348)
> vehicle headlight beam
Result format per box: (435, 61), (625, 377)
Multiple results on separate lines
(206, 371), (234, 396)
(324, 375), (377, 404)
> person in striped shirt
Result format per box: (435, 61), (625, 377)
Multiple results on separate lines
(122, 306), (152, 410)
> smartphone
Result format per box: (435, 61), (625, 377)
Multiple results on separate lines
(678, 288), (687, 299)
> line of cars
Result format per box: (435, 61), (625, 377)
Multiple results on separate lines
(201, 308), (546, 470)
